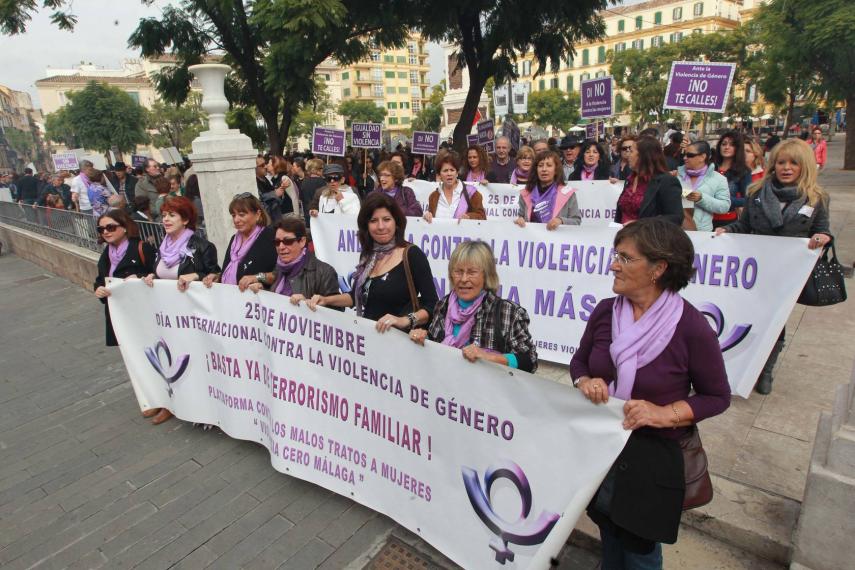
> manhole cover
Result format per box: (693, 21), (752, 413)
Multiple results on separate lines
(365, 537), (446, 570)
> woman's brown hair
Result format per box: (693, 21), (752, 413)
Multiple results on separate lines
(524, 150), (564, 192)
(356, 193), (407, 260)
(96, 209), (140, 244)
(229, 193), (270, 227)
(633, 136), (669, 181)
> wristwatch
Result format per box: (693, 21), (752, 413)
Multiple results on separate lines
(255, 272), (267, 285)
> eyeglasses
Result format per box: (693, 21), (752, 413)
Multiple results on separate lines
(325, 175), (342, 182)
(684, 152), (703, 158)
(621, 146), (634, 152)
(273, 237), (302, 247)
(233, 192), (254, 200)
(452, 268), (482, 279)
(96, 223), (121, 234)
(611, 252), (643, 266)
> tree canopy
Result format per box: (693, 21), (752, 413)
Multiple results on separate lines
(338, 100), (387, 127)
(412, 81), (446, 132)
(0, 0), (76, 35)
(526, 88), (580, 133)
(148, 92), (207, 153)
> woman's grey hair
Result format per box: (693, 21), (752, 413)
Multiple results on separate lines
(448, 240), (500, 293)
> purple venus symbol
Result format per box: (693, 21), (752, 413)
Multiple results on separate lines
(698, 302), (752, 352)
(144, 339), (190, 396)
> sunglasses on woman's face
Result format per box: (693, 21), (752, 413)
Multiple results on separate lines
(97, 223), (121, 234)
(621, 146), (633, 152)
(325, 175), (342, 182)
(274, 237), (301, 247)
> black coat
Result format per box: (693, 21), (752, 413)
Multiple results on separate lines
(106, 173), (138, 202)
(95, 238), (156, 346)
(615, 172), (683, 225)
(152, 233), (221, 278)
(221, 225), (277, 283)
(272, 253), (342, 309)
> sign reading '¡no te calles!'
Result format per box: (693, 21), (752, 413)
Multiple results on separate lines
(664, 61), (737, 114)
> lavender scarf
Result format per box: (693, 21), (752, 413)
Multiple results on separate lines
(453, 185), (475, 219)
(510, 167), (529, 185)
(108, 239), (129, 277)
(466, 170), (485, 183)
(159, 228), (194, 268)
(609, 291), (684, 400)
(353, 241), (397, 316)
(442, 291), (487, 348)
(273, 249), (308, 296)
(682, 164), (709, 190)
(581, 164), (597, 180)
(530, 183), (558, 223)
(221, 225), (264, 285)
(383, 186), (400, 199)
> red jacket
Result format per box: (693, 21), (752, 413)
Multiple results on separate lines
(813, 139), (827, 168)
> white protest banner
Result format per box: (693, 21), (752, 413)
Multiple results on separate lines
(108, 280), (629, 569)
(51, 151), (79, 171)
(312, 217), (819, 398)
(405, 179), (622, 225)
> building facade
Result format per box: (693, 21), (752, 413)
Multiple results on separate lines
(0, 85), (47, 173)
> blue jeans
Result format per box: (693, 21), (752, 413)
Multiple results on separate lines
(599, 523), (663, 570)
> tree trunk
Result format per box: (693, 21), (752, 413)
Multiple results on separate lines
(453, 71), (487, 155)
(266, 122), (282, 155)
(278, 109), (294, 155)
(783, 93), (796, 140)
(844, 94), (855, 170)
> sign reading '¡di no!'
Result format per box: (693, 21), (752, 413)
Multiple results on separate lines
(664, 61), (737, 114)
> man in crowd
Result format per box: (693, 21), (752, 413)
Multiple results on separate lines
(487, 136), (514, 183)
(106, 161), (137, 204)
(532, 139), (549, 155)
(559, 134), (582, 180)
(70, 160), (94, 213)
(256, 155), (273, 196)
(135, 158), (163, 205)
(15, 167), (39, 205)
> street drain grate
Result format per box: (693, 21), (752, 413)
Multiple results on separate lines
(365, 537), (443, 570)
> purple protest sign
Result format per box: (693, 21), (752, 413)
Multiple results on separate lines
(51, 152), (79, 171)
(466, 134), (478, 147)
(477, 119), (495, 153)
(412, 131), (440, 155)
(585, 123), (596, 140)
(351, 123), (382, 149)
(312, 127), (346, 157)
(581, 76), (613, 119)
(131, 155), (148, 169)
(597, 121), (605, 138)
(664, 61), (736, 113)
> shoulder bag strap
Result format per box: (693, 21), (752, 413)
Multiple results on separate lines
(401, 244), (420, 312)
(138, 241), (145, 266)
(462, 185), (473, 211)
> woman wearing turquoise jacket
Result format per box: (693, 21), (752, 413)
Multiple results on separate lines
(678, 141), (730, 232)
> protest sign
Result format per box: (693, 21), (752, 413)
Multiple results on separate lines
(580, 76), (613, 119)
(108, 280), (629, 569)
(466, 134), (479, 147)
(351, 123), (382, 149)
(312, 217), (819, 398)
(51, 152), (79, 171)
(664, 62), (737, 114)
(598, 121), (605, 138)
(585, 123), (597, 140)
(412, 131), (440, 155)
(477, 119), (496, 153)
(131, 154), (148, 169)
(312, 127), (347, 157)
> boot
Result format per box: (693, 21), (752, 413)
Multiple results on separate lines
(151, 409), (174, 425)
(755, 339), (785, 395)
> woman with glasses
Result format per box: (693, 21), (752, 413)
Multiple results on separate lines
(510, 146), (535, 185)
(677, 141), (730, 232)
(371, 159), (423, 216)
(569, 140), (612, 181)
(712, 130), (751, 229)
(246, 217), (341, 304)
(305, 193), (438, 333)
(423, 152), (486, 222)
(615, 136), (683, 226)
(571, 218), (730, 569)
(515, 150), (581, 230)
(307, 163), (361, 216)
(409, 241), (538, 373)
(202, 193), (277, 291)
(609, 135), (636, 183)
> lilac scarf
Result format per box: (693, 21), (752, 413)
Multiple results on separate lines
(273, 249), (308, 296)
(683, 164), (709, 190)
(442, 291), (487, 348)
(582, 164), (597, 180)
(510, 167), (529, 185)
(453, 185), (475, 219)
(353, 241), (397, 316)
(466, 170), (485, 183)
(108, 239), (129, 277)
(159, 228), (194, 268)
(383, 186), (400, 199)
(222, 225), (264, 285)
(530, 183), (557, 223)
(609, 292), (684, 400)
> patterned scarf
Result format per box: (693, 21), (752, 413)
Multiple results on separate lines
(442, 291), (487, 348)
(353, 241), (397, 317)
(530, 183), (558, 223)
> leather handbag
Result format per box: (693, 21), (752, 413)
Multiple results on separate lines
(680, 427), (713, 510)
(798, 242), (847, 306)
(401, 244), (420, 312)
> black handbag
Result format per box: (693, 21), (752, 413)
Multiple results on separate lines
(798, 242), (847, 306)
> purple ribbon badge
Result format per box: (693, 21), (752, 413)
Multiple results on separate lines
(144, 339), (190, 396)
(698, 302), (752, 352)
(462, 460), (559, 564)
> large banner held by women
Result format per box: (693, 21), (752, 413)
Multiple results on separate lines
(312, 217), (820, 398)
(108, 281), (630, 569)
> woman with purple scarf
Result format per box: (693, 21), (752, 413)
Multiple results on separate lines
(570, 218), (731, 568)
(370, 160), (423, 217)
(515, 150), (581, 230)
(569, 140), (612, 182)
(410, 241), (537, 372)
(510, 146), (534, 185)
(423, 152), (486, 223)
(202, 194), (277, 291)
(246, 218), (340, 305)
(677, 141), (730, 232)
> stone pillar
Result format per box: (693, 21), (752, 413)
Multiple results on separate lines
(188, 63), (257, 258)
(790, 367), (855, 570)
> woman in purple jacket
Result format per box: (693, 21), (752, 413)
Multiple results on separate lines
(371, 160), (423, 217)
(569, 218), (730, 569)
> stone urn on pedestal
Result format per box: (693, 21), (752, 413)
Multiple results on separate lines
(188, 63), (259, 259)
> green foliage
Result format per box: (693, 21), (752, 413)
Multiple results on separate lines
(290, 81), (334, 139)
(1, 0), (76, 35)
(526, 89), (580, 132)
(3, 127), (35, 158)
(44, 106), (78, 148)
(338, 100), (387, 127)
(412, 81), (446, 132)
(226, 107), (267, 150)
(43, 82), (148, 153)
(147, 92), (207, 153)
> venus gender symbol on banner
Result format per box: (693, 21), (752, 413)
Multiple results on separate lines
(664, 61), (737, 114)
(51, 152), (79, 171)
(580, 76), (613, 119)
(312, 126), (347, 157)
(351, 123), (382, 149)
(412, 131), (440, 155)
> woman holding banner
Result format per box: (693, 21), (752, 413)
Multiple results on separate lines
(677, 141), (731, 232)
(461, 145), (489, 184)
(510, 145), (535, 185)
(410, 241), (538, 373)
(571, 218), (731, 569)
(569, 140), (612, 181)
(371, 160), (423, 217)
(423, 152), (486, 222)
(615, 137), (683, 226)
(514, 150), (581, 229)
(715, 138), (832, 394)
(306, 193), (438, 332)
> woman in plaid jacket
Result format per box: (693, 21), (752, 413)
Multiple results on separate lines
(409, 240), (538, 373)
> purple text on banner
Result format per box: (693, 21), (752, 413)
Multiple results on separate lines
(664, 61), (736, 114)
(466, 134), (478, 147)
(51, 152), (79, 171)
(477, 120), (495, 144)
(131, 155), (148, 169)
(412, 131), (440, 155)
(312, 127), (346, 157)
(585, 123), (597, 140)
(580, 76), (613, 119)
(351, 123), (382, 149)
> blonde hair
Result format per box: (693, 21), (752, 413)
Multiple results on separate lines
(306, 158), (324, 175)
(448, 241), (500, 293)
(745, 139), (764, 170)
(516, 145), (535, 162)
(749, 138), (826, 207)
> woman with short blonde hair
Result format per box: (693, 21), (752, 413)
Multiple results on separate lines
(511, 146), (535, 185)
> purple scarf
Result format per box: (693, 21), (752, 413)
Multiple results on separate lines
(353, 241), (397, 316)
(221, 225), (264, 285)
(383, 186), (400, 198)
(273, 249), (308, 296)
(609, 291), (684, 400)
(453, 185), (475, 219)
(582, 164), (597, 180)
(510, 167), (529, 185)
(159, 228), (194, 268)
(530, 183), (557, 223)
(108, 239), (129, 277)
(466, 170), (485, 183)
(683, 164), (709, 190)
(442, 291), (487, 348)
